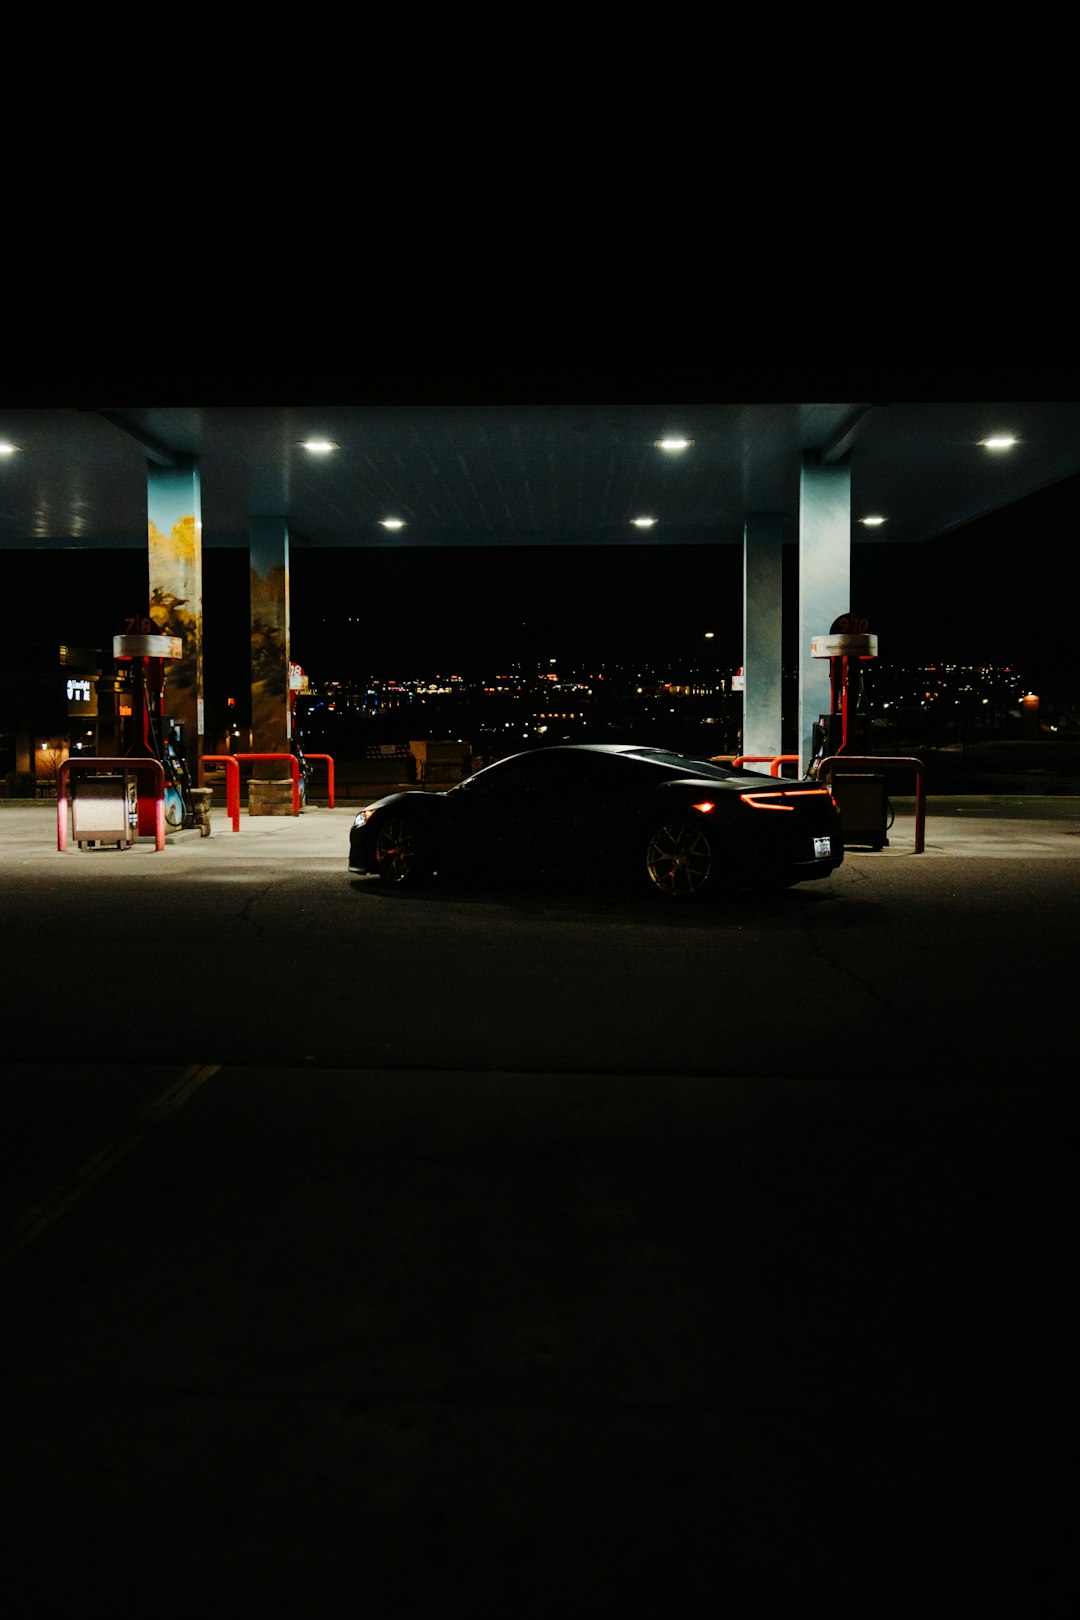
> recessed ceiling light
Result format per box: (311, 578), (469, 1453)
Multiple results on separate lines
(859, 515), (887, 527)
(979, 435), (1019, 450)
(380, 518), (406, 530)
(0, 441), (19, 455)
(631, 516), (657, 528)
(655, 437), (693, 452)
(298, 438), (339, 453)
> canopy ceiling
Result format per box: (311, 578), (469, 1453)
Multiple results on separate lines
(2, 347), (1077, 552)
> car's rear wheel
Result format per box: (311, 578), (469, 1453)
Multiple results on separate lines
(644, 818), (714, 899)
(374, 815), (428, 885)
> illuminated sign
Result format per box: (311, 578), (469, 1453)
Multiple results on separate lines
(66, 678), (91, 702)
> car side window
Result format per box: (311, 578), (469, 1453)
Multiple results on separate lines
(572, 751), (672, 790)
(466, 752), (574, 797)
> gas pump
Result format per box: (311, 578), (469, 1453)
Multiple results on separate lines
(809, 614), (889, 848)
(809, 613), (878, 763)
(113, 631), (194, 834)
(162, 718), (195, 826)
(289, 660), (312, 809)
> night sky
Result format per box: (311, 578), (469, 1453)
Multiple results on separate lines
(5, 469), (1079, 697)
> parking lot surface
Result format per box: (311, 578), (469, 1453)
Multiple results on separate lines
(2, 796), (1078, 1612)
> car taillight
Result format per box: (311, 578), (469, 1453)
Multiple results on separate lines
(739, 788), (833, 811)
(691, 801), (715, 813)
(739, 792), (794, 811)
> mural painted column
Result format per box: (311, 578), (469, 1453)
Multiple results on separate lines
(249, 516), (291, 767)
(742, 513), (784, 760)
(798, 452), (851, 774)
(147, 455), (204, 772)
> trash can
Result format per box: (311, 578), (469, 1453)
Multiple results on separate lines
(71, 771), (138, 849)
(831, 773), (888, 850)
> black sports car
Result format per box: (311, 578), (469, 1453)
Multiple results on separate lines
(348, 743), (842, 899)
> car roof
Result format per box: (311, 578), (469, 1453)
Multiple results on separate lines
(491, 743), (745, 776)
(546, 743), (723, 762)
(495, 743), (688, 760)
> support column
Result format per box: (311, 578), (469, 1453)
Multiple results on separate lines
(249, 517), (291, 762)
(147, 455), (204, 773)
(798, 454), (851, 774)
(742, 513), (784, 760)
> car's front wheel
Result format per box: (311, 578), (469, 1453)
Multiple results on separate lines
(373, 815), (429, 886)
(644, 818), (714, 899)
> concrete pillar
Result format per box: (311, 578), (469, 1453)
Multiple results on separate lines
(147, 455), (204, 773)
(742, 514), (784, 760)
(798, 454), (851, 774)
(249, 516), (291, 760)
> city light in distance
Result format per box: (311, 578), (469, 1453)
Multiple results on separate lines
(631, 517), (657, 528)
(979, 435), (1019, 451)
(298, 439), (339, 453)
(294, 657), (1044, 770)
(380, 519), (406, 530)
(859, 515), (887, 527)
(655, 438), (693, 452)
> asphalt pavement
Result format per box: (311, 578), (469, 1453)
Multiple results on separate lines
(2, 796), (1078, 1615)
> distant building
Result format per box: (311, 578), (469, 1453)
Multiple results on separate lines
(0, 642), (111, 788)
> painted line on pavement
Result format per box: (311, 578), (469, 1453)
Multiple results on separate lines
(0, 1063), (221, 1271)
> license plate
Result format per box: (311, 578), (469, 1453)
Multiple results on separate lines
(813, 836), (831, 858)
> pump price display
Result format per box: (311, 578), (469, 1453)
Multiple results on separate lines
(813, 836), (832, 858)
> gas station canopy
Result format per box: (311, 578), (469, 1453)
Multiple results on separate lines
(2, 347), (1079, 554)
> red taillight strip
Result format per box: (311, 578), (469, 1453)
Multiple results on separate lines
(740, 792), (793, 810)
(739, 787), (834, 812)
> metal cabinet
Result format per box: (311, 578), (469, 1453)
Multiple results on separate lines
(71, 772), (138, 848)
(831, 773), (888, 850)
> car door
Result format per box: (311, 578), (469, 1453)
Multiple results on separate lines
(444, 751), (577, 877)
(549, 750), (661, 874)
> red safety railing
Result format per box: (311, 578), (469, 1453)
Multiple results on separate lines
(303, 753), (335, 808)
(199, 755), (241, 831)
(231, 753), (301, 814)
(199, 752), (335, 826)
(718, 754), (801, 778)
(741, 753), (799, 778)
(816, 754), (927, 854)
(57, 757), (166, 852)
